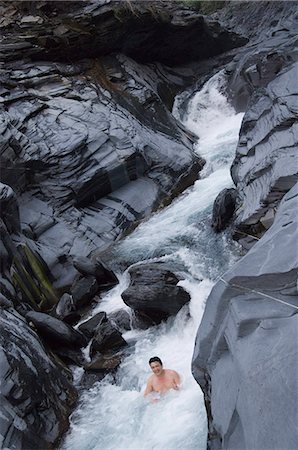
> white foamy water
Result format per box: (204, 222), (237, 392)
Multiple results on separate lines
(62, 71), (244, 450)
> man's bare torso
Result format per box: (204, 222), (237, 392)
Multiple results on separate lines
(150, 369), (179, 394)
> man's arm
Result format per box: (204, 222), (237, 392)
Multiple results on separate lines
(144, 377), (153, 397)
(172, 370), (181, 390)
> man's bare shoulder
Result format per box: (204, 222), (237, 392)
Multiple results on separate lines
(165, 369), (179, 376)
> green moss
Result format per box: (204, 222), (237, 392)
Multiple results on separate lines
(11, 243), (58, 311)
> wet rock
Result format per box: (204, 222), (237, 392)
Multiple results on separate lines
(85, 351), (123, 372)
(0, 1), (246, 65)
(78, 311), (108, 340)
(121, 263), (190, 322)
(212, 188), (237, 232)
(54, 293), (80, 324)
(0, 308), (77, 449)
(108, 309), (132, 332)
(90, 320), (127, 357)
(73, 256), (118, 286)
(0, 293), (13, 309)
(231, 65), (298, 238)
(0, 183), (20, 234)
(26, 311), (88, 349)
(79, 372), (106, 390)
(192, 183), (298, 450)
(71, 276), (98, 309)
(54, 347), (85, 367)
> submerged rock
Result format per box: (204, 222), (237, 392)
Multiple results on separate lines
(192, 183), (298, 450)
(0, 308), (77, 449)
(85, 351), (123, 372)
(121, 263), (190, 322)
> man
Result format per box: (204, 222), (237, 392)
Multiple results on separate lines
(144, 356), (181, 400)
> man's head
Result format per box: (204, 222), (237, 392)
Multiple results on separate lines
(149, 356), (163, 376)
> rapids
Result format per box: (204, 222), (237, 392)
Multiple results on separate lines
(62, 70), (244, 450)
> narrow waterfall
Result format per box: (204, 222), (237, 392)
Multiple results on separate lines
(62, 71), (244, 450)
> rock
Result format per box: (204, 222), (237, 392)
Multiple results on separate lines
(192, 183), (298, 450)
(54, 347), (85, 367)
(26, 311), (88, 349)
(211, 188), (237, 232)
(121, 263), (190, 322)
(231, 65), (298, 239)
(79, 372), (106, 390)
(73, 256), (118, 286)
(0, 293), (13, 309)
(85, 351), (123, 372)
(78, 311), (108, 340)
(71, 276), (99, 309)
(0, 1), (247, 65)
(90, 320), (127, 357)
(0, 183), (20, 234)
(108, 309), (132, 332)
(54, 293), (80, 324)
(0, 308), (77, 449)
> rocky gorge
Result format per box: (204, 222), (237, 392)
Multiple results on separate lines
(0, 1), (297, 449)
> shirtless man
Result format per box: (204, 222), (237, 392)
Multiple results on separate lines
(144, 356), (181, 401)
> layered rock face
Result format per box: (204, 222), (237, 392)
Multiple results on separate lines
(193, 2), (298, 449)
(224, 1), (298, 245)
(0, 2), (248, 448)
(0, 307), (77, 449)
(193, 183), (298, 450)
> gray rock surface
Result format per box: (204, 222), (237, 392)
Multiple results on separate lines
(26, 311), (88, 348)
(0, 308), (77, 449)
(192, 183), (298, 450)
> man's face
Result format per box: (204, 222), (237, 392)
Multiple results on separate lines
(150, 361), (163, 376)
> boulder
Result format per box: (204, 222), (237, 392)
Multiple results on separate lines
(0, 183), (20, 234)
(26, 311), (88, 349)
(54, 293), (80, 324)
(192, 183), (298, 450)
(90, 320), (127, 357)
(121, 263), (190, 322)
(54, 347), (85, 367)
(78, 311), (108, 340)
(73, 256), (118, 286)
(211, 188), (237, 232)
(108, 309), (132, 332)
(0, 308), (77, 449)
(85, 351), (123, 372)
(71, 276), (99, 309)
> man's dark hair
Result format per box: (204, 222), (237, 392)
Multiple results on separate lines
(149, 356), (162, 366)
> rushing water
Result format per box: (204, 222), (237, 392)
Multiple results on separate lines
(62, 71), (244, 450)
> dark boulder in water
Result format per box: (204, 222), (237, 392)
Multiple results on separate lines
(121, 263), (190, 323)
(212, 188), (237, 232)
(90, 320), (127, 356)
(108, 308), (132, 332)
(85, 351), (123, 372)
